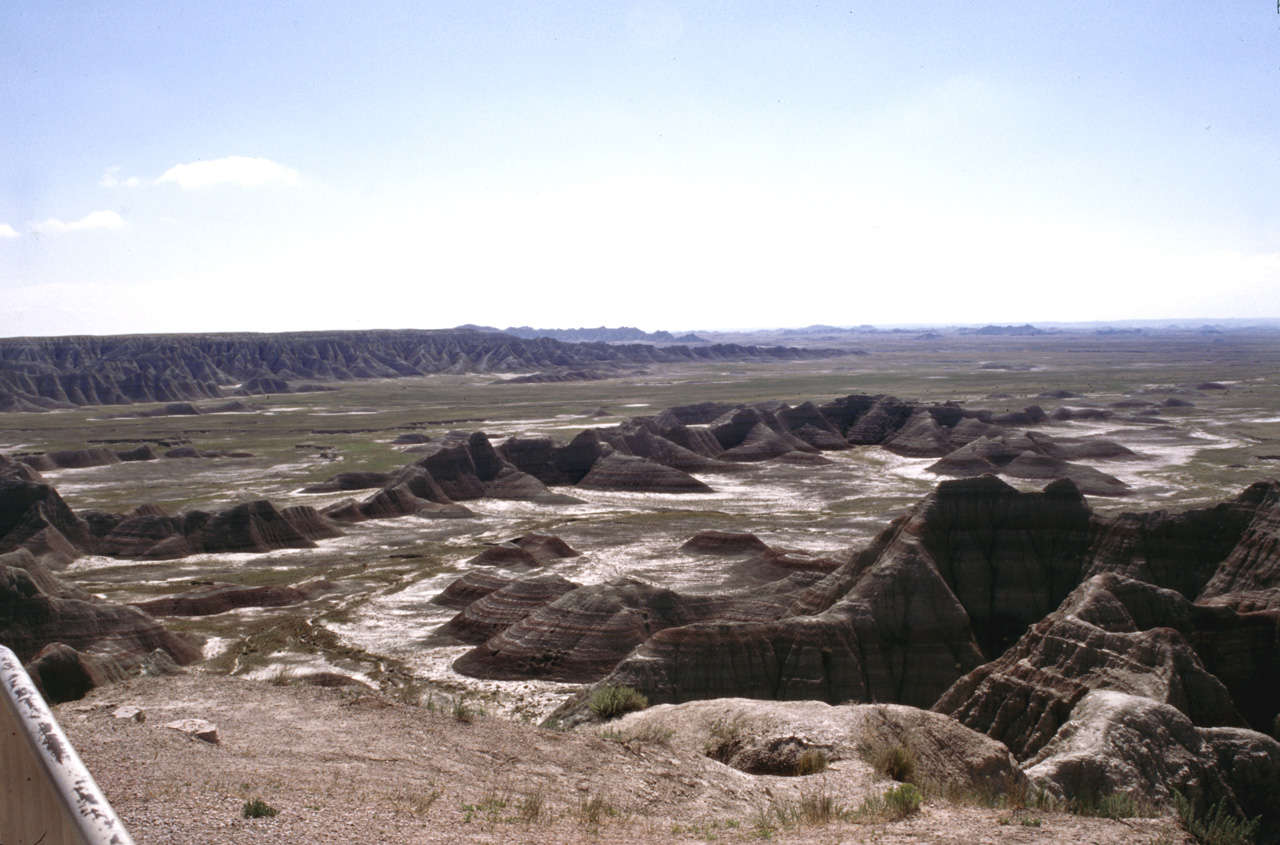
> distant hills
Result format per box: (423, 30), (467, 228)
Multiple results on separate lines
(459, 325), (708, 344)
(0, 328), (845, 410)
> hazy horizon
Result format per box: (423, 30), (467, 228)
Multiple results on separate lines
(5, 2), (1279, 337)
(6, 316), (1280, 343)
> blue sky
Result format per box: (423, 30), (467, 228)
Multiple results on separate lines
(3, 1), (1279, 336)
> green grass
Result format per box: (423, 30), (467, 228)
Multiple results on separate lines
(862, 739), (918, 785)
(880, 783), (923, 819)
(1172, 791), (1261, 845)
(451, 697), (479, 723)
(1069, 789), (1154, 820)
(793, 748), (829, 776)
(242, 798), (279, 819)
(575, 795), (618, 832)
(600, 722), (675, 745)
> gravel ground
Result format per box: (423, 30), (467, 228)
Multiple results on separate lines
(56, 673), (1189, 845)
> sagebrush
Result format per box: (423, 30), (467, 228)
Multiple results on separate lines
(588, 685), (649, 720)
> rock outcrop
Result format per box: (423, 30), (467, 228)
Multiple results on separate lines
(1024, 690), (1279, 841)
(429, 570), (515, 608)
(0, 454), (45, 483)
(576, 453), (713, 494)
(592, 698), (1026, 796)
(680, 530), (772, 555)
(300, 472), (393, 493)
(0, 479), (93, 568)
(132, 579), (332, 617)
(926, 432), (1133, 496)
(436, 574), (582, 644)
(452, 574), (824, 684)
(0, 548), (201, 701)
(19, 448), (122, 471)
(466, 534), (580, 570)
(934, 574), (1249, 760)
(93, 500), (322, 559)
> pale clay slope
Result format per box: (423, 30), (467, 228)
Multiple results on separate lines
(57, 674), (1185, 845)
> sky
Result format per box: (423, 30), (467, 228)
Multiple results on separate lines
(3, 1), (1280, 337)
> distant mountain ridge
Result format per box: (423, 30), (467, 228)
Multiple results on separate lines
(459, 325), (708, 344)
(0, 328), (845, 409)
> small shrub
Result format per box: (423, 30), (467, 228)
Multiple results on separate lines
(1172, 791), (1261, 845)
(703, 716), (747, 761)
(478, 788), (508, 815)
(797, 788), (846, 825)
(750, 801), (777, 839)
(408, 789), (441, 814)
(882, 783), (923, 819)
(452, 698), (478, 723)
(601, 723), (675, 746)
(577, 795), (617, 831)
(708, 716), (746, 742)
(771, 785), (849, 827)
(793, 748), (829, 776)
(243, 798), (278, 819)
(459, 784), (509, 824)
(587, 685), (649, 720)
(1070, 789), (1151, 819)
(864, 740), (917, 785)
(516, 790), (545, 823)
(393, 680), (424, 706)
(267, 666), (295, 686)
(981, 780), (1060, 812)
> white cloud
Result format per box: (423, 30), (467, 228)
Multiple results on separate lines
(158, 156), (300, 189)
(0, 223), (19, 239)
(99, 166), (140, 188)
(31, 210), (127, 234)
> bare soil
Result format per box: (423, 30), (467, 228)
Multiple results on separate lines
(59, 673), (1187, 844)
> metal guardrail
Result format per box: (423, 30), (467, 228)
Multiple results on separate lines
(0, 645), (135, 845)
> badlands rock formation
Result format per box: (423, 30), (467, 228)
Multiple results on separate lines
(0, 548), (201, 702)
(511, 475), (1280, 830)
(3, 376), (1277, 830)
(132, 579), (333, 617)
(0, 329), (844, 408)
(614, 697), (1026, 794)
(450, 573), (827, 683)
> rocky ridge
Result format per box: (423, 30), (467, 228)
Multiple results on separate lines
(0, 329), (845, 408)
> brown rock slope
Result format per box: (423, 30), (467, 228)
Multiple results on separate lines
(934, 574), (1250, 761)
(0, 479), (94, 568)
(436, 573), (583, 644)
(576, 453), (713, 494)
(0, 548), (202, 702)
(452, 574), (826, 683)
(132, 579), (332, 617)
(429, 569), (515, 608)
(566, 477), (1092, 713)
(559, 478), (1280, 742)
(92, 499), (324, 559)
(1023, 691), (1280, 843)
